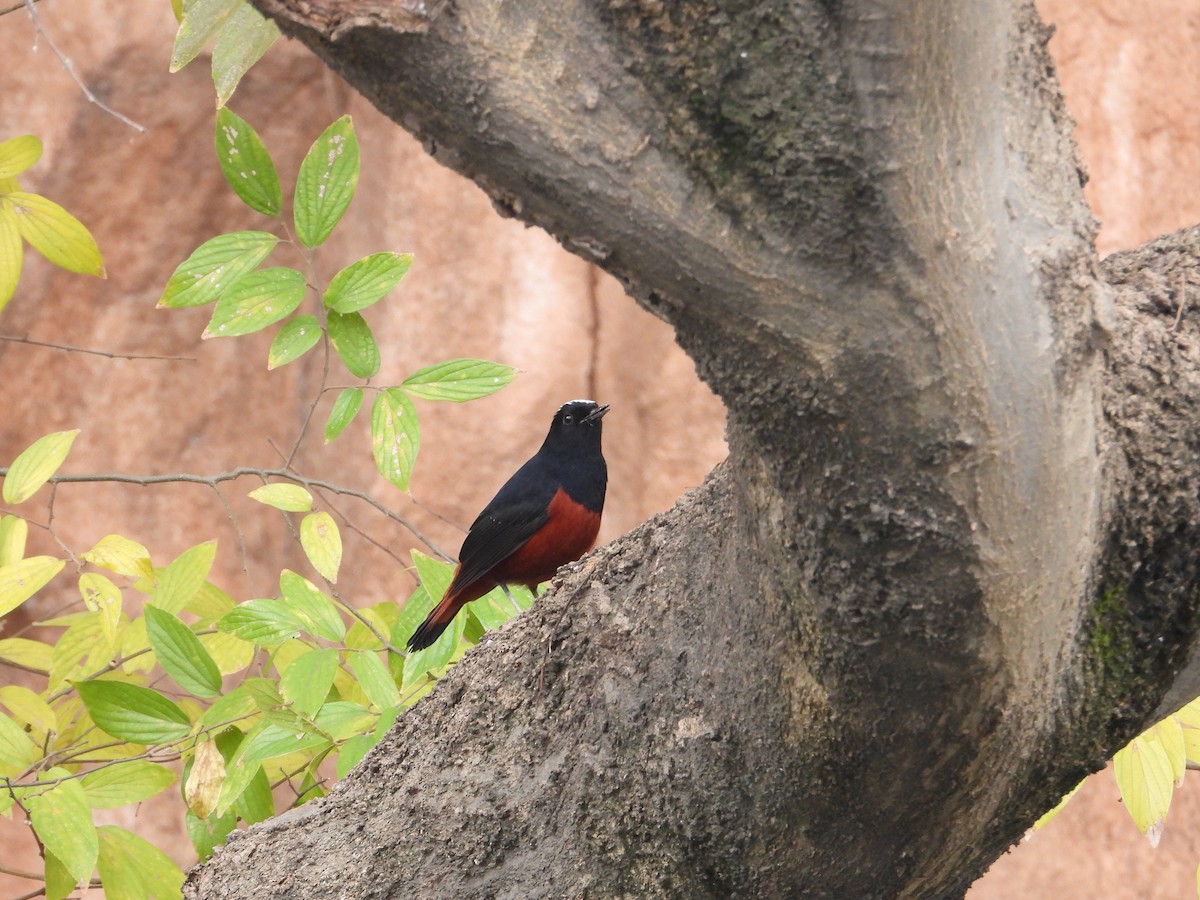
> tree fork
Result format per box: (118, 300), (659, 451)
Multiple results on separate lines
(184, 1), (1200, 896)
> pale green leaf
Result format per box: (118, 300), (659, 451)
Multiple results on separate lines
(313, 700), (372, 740)
(1114, 730), (1175, 846)
(212, 2), (280, 107)
(0, 134), (42, 178)
(30, 779), (98, 883)
(198, 684), (256, 727)
(217, 598), (302, 645)
(267, 314), (321, 369)
(203, 266), (305, 338)
(279, 647), (338, 716)
(371, 388), (419, 491)
(278, 569), (345, 641)
(0, 202), (20, 313)
(81, 534), (154, 581)
(0, 515), (27, 566)
(324, 387), (363, 443)
(300, 510), (342, 583)
(50, 612), (105, 690)
(411, 549), (455, 604)
(214, 107), (281, 215)
(145, 605), (223, 698)
(0, 555), (64, 618)
(327, 310), (380, 378)
(0, 710), (35, 766)
(3, 428), (79, 503)
(402, 358), (518, 402)
(78, 572), (122, 650)
(158, 230), (277, 309)
(8, 192), (104, 276)
(75, 680), (192, 744)
(44, 850), (75, 900)
(154, 540), (217, 614)
(81, 760), (177, 809)
(348, 650), (400, 711)
(248, 482), (312, 512)
(97, 824), (184, 900)
(199, 630), (254, 675)
(170, 0), (240, 70)
(324, 252), (412, 313)
(337, 730), (382, 778)
(186, 808), (237, 862)
(188, 580), (236, 619)
(294, 115), (359, 248)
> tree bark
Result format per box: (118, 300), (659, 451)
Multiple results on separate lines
(184, 1), (1200, 896)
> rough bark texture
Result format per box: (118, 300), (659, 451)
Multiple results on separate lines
(151, 0), (1200, 897)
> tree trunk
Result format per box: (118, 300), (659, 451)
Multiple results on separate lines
(184, 1), (1200, 896)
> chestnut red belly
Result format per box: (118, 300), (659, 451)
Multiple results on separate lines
(489, 487), (602, 588)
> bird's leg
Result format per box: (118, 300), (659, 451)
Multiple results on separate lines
(499, 582), (522, 615)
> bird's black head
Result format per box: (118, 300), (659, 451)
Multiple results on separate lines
(541, 399), (609, 455)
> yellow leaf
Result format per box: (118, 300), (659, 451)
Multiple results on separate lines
(0, 556), (65, 618)
(1158, 717), (1187, 785)
(0, 202), (21, 314)
(1032, 779), (1084, 831)
(186, 738), (226, 819)
(8, 191), (104, 277)
(1176, 696), (1200, 729)
(120, 615), (155, 675)
(79, 573), (123, 652)
(199, 630), (253, 675)
(3, 429), (79, 504)
(300, 511), (341, 583)
(248, 483), (313, 512)
(82, 535), (154, 581)
(0, 636), (51, 672)
(0, 516), (28, 567)
(0, 136), (42, 179)
(1114, 731), (1175, 846)
(0, 684), (57, 736)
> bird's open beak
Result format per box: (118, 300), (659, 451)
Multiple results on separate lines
(583, 404), (610, 424)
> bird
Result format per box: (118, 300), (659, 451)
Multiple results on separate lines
(406, 399), (609, 652)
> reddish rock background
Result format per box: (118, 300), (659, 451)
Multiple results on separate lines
(0, 0), (1196, 896)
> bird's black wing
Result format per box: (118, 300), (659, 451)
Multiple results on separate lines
(450, 460), (556, 592)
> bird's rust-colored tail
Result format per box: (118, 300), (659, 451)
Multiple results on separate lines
(406, 575), (492, 652)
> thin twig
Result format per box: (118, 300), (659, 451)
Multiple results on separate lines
(1174, 272), (1189, 331)
(23, 0), (147, 133)
(286, 334), (331, 469)
(0, 465), (453, 561)
(0, 0), (38, 17)
(0, 864), (44, 880)
(0, 334), (194, 361)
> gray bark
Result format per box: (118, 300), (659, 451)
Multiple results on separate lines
(184, 1), (1200, 897)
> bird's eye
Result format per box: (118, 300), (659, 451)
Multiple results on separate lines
(564, 415), (574, 424)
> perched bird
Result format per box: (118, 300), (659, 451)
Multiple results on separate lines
(406, 399), (609, 651)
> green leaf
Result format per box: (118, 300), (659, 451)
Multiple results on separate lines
(233, 763), (274, 824)
(212, 2), (280, 107)
(0, 710), (35, 766)
(397, 578), (463, 687)
(49, 612), (105, 689)
(0, 203), (20, 313)
(81, 760), (177, 809)
(327, 310), (380, 378)
(294, 115), (359, 248)
(216, 722), (328, 815)
(1115, 728), (1176, 846)
(313, 700), (372, 740)
(145, 605), (223, 698)
(97, 824), (184, 900)
(198, 684), (256, 727)
(170, 0), (240, 70)
(402, 359), (518, 402)
(188, 580), (236, 619)
(411, 549), (456, 604)
(3, 428), (79, 503)
(154, 540), (217, 614)
(279, 647), (338, 716)
(300, 511), (342, 583)
(30, 779), (98, 884)
(249, 483), (313, 512)
(8, 191), (105, 276)
(278, 570), (346, 642)
(324, 252), (412, 313)
(158, 230), (277, 309)
(78, 572), (122, 649)
(371, 388), (420, 491)
(268, 314), (322, 369)
(0, 134), (42, 178)
(44, 850), (75, 900)
(186, 808), (238, 861)
(76, 680), (192, 744)
(0, 555), (65, 617)
(324, 387), (363, 443)
(217, 598), (302, 645)
(337, 730), (382, 778)
(215, 107), (281, 215)
(348, 650), (400, 711)
(203, 266), (306, 338)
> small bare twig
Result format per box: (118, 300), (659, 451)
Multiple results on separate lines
(0, 0), (38, 17)
(23, 0), (147, 133)
(0, 334), (194, 361)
